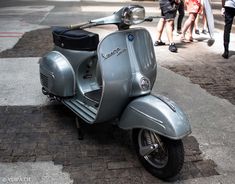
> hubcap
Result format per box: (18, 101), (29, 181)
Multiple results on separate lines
(138, 129), (168, 168)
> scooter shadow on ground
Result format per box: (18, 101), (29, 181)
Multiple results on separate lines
(48, 102), (133, 148)
(76, 115), (133, 148)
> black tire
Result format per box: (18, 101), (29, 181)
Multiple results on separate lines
(133, 128), (184, 181)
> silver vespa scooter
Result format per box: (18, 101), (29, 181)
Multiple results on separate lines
(39, 5), (191, 180)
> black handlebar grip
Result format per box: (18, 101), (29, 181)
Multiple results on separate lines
(144, 18), (153, 22)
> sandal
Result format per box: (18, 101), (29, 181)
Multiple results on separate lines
(154, 40), (166, 46)
(202, 29), (208, 34)
(188, 37), (193, 42)
(195, 29), (200, 35)
(180, 35), (188, 42)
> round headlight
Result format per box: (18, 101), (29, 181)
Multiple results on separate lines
(122, 5), (145, 25)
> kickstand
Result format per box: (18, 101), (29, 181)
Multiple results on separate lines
(75, 117), (84, 140)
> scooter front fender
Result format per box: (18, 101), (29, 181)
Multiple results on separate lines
(118, 95), (191, 140)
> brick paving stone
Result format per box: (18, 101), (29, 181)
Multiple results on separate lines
(0, 149), (13, 157)
(140, 168), (163, 184)
(0, 106), (219, 183)
(0, 156), (13, 162)
(13, 155), (36, 162)
(194, 160), (219, 177)
(189, 163), (203, 178)
(91, 159), (106, 171)
(107, 161), (134, 170)
(36, 155), (53, 161)
(105, 176), (143, 184)
(104, 168), (142, 179)
(178, 162), (195, 180)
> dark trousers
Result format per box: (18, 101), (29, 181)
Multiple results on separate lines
(224, 7), (235, 51)
(177, 0), (185, 31)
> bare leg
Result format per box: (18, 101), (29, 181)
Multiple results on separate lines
(203, 13), (207, 29)
(194, 14), (200, 34)
(165, 19), (174, 43)
(165, 19), (177, 52)
(181, 13), (197, 40)
(188, 20), (195, 41)
(202, 12), (208, 33)
(156, 18), (166, 41)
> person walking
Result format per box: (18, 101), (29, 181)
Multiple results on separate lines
(177, 0), (185, 34)
(195, 12), (208, 34)
(180, 0), (201, 42)
(194, 0), (208, 35)
(221, 0), (235, 59)
(154, 0), (179, 52)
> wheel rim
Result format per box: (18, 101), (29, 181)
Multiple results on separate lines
(138, 129), (168, 168)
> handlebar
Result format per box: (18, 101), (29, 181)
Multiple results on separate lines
(67, 15), (163, 30)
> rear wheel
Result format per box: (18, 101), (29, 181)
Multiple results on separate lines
(133, 129), (184, 180)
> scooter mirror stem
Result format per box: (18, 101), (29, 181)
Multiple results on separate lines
(90, 14), (121, 26)
(68, 22), (89, 29)
(68, 22), (100, 30)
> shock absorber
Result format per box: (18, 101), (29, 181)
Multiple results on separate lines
(144, 130), (153, 145)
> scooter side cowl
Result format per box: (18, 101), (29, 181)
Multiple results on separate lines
(39, 51), (76, 97)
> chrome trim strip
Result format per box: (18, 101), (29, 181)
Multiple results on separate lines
(130, 106), (166, 130)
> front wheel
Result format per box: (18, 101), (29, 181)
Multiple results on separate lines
(132, 129), (184, 180)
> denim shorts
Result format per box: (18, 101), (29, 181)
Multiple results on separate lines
(160, 7), (177, 20)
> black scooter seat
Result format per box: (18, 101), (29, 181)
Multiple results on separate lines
(52, 27), (99, 51)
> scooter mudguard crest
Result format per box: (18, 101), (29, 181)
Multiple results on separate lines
(118, 95), (191, 140)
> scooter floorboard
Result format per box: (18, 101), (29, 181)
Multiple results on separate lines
(62, 98), (97, 123)
(84, 89), (102, 104)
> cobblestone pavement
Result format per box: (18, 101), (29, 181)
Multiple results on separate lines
(0, 105), (218, 184)
(161, 42), (235, 105)
(165, 64), (235, 105)
(154, 30), (235, 106)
